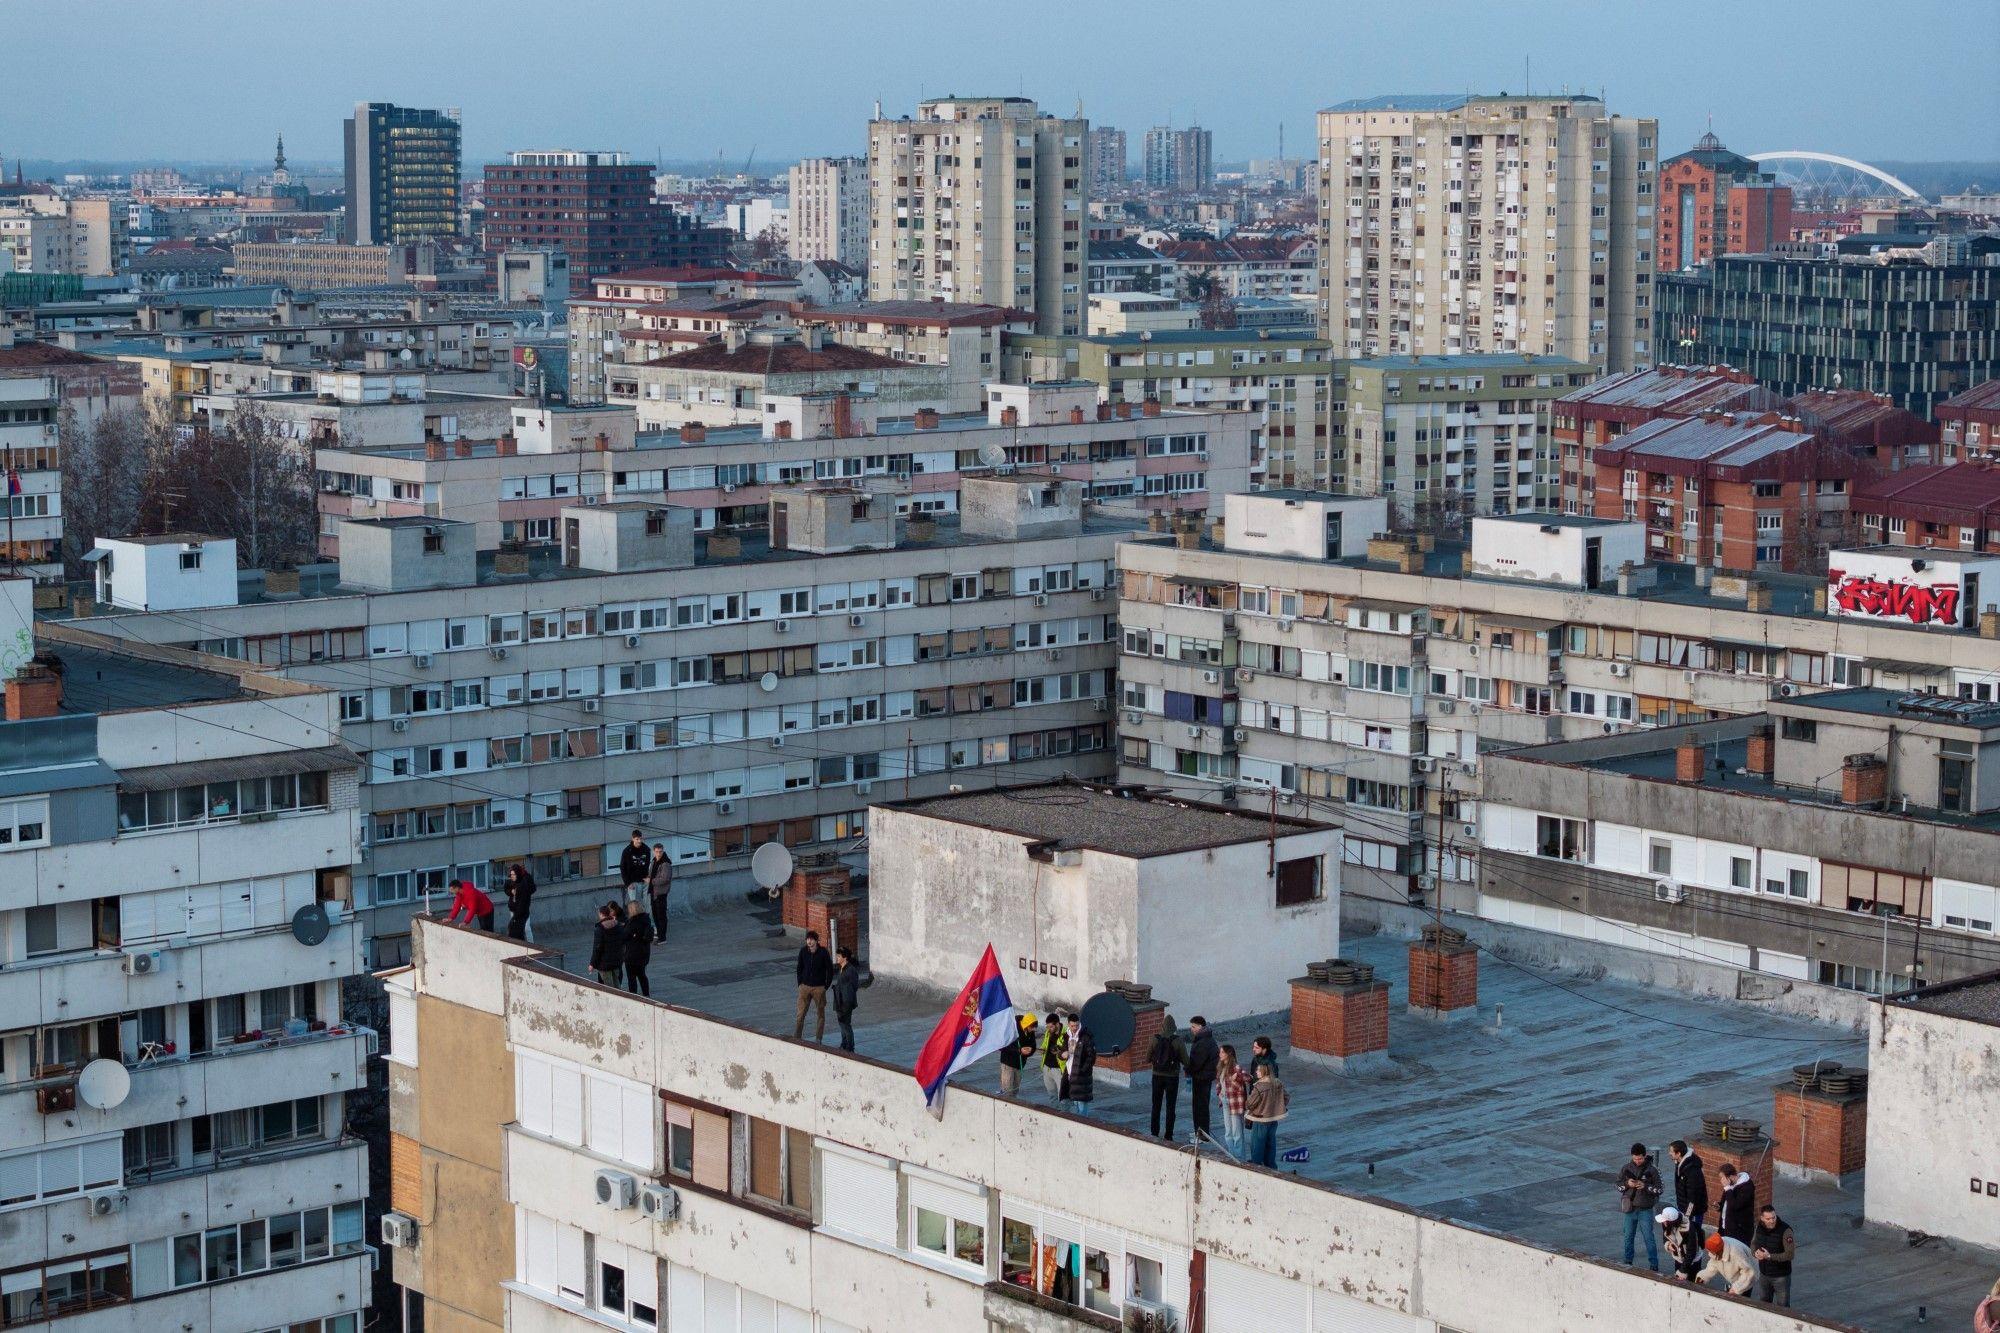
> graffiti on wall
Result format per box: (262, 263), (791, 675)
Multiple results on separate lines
(1827, 568), (1961, 626)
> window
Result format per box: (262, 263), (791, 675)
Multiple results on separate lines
(1779, 717), (1816, 742)
(0, 1136), (122, 1209)
(1536, 815), (1587, 862)
(594, 1239), (658, 1327)
(1647, 840), (1673, 877)
(0, 1252), (130, 1324)
(906, 1170), (987, 1272)
(0, 797), (50, 849)
(1275, 856), (1321, 907)
(1730, 857), (1752, 890)
(661, 1097), (730, 1191)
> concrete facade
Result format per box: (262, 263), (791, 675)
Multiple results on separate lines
(788, 157), (868, 272)
(1317, 94), (1657, 372)
(868, 97), (1086, 336)
(0, 375), (63, 582)
(1866, 975), (2000, 1248)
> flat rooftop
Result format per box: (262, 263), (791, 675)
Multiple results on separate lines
(1892, 971), (2000, 1025)
(31, 640), (244, 716)
(1479, 512), (1632, 529)
(528, 897), (1993, 1330)
(884, 781), (1329, 857)
(1780, 686), (2000, 729)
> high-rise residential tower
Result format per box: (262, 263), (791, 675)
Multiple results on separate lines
(867, 96), (1087, 335)
(1143, 125), (1213, 191)
(343, 101), (462, 245)
(787, 156), (868, 271)
(1086, 126), (1128, 193)
(1316, 93), (1658, 372)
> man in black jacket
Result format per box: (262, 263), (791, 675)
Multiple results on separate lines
(1751, 1203), (1794, 1306)
(1061, 1014), (1096, 1114)
(1147, 1016), (1185, 1140)
(1182, 1016), (1219, 1145)
(1669, 1140), (1709, 1228)
(619, 828), (652, 895)
(794, 931), (834, 1041)
(829, 946), (861, 1052)
(1616, 1143), (1663, 1272)
(1717, 1162), (1756, 1244)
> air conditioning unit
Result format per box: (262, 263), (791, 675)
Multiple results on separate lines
(721, 483), (737, 494)
(1123, 1295), (1172, 1330)
(1777, 682), (1798, 697)
(380, 1212), (418, 1248)
(715, 800), (735, 815)
(1235, 667), (1255, 684)
(1187, 725), (1202, 739)
(1231, 728), (1247, 743)
(582, 699), (601, 714)
(86, 1189), (127, 1218)
(638, 1182), (682, 1223)
(1683, 669), (1697, 684)
(1467, 704), (1481, 717)
(1461, 823), (1478, 841)
(1090, 588), (1108, 602)
(1033, 593), (1050, 607)
(775, 619), (791, 634)
(1201, 670), (1220, 684)
(490, 645), (510, 660)
(848, 613), (866, 627)
(595, 1169), (638, 1210)
(37, 1083), (76, 1115)
(1655, 879), (1687, 905)
(121, 948), (163, 976)
(1414, 756), (1436, 773)
(1047, 648), (1063, 661)
(625, 634), (642, 649)
(1091, 698), (1108, 712)
(1126, 710), (1144, 725)
(1277, 618), (1295, 633)
(413, 653), (434, 670)
(1609, 662), (1631, 678)
(1436, 699), (1455, 714)
(770, 735), (785, 748)
(390, 719), (409, 733)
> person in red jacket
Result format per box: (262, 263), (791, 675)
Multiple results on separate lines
(445, 880), (495, 931)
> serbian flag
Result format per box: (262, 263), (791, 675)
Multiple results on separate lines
(914, 944), (1018, 1118)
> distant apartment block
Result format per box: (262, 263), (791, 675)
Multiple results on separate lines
(229, 240), (439, 289)
(787, 156), (868, 272)
(1552, 365), (1783, 513)
(483, 151), (702, 283)
(868, 96), (1086, 335)
(1155, 235), (1317, 299)
(1144, 125), (1214, 191)
(1938, 380), (2000, 461)
(1086, 125), (1128, 193)
(1317, 94), (1658, 371)
(1852, 463), (2000, 553)
(0, 375), (62, 580)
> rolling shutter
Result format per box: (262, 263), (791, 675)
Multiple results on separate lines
(1311, 1288), (1434, 1332)
(79, 1136), (122, 1189)
(1206, 1257), (1309, 1333)
(817, 1143), (898, 1246)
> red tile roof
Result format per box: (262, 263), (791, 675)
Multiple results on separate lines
(0, 342), (113, 368)
(1788, 389), (1937, 451)
(802, 300), (1029, 329)
(597, 265), (798, 288)
(648, 340), (905, 375)
(1854, 462), (2000, 526)
(1938, 380), (2000, 416)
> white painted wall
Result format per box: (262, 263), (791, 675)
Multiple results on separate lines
(1468, 518), (1644, 586)
(1866, 996), (2000, 1247)
(93, 536), (239, 611)
(1827, 548), (2000, 629)
(1224, 492), (1388, 561)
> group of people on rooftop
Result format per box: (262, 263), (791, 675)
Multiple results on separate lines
(583, 831), (676, 994)
(1617, 1139), (1795, 1306)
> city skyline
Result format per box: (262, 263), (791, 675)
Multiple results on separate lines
(11, 0), (1995, 168)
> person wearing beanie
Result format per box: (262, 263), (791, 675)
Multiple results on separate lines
(1696, 1231), (1759, 1296)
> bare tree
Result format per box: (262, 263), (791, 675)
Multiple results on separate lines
(143, 405), (319, 569)
(58, 402), (148, 576)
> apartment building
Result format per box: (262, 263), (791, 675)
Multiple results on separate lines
(1853, 463), (2000, 553)
(1552, 365), (1783, 513)
(1143, 125), (1214, 191)
(1003, 327), (1331, 488)
(0, 375), (63, 581)
(1937, 379), (2000, 462)
(343, 102), (460, 245)
(1655, 132), (1793, 272)
(1479, 689), (2000, 993)
(64, 482), (1138, 964)
(1086, 124), (1128, 193)
(382, 911), (1851, 1333)
(1154, 235), (1318, 299)
(867, 96), (1087, 335)
(0, 197), (128, 277)
(787, 157), (868, 272)
(229, 241), (439, 289)
(1657, 237), (2000, 417)
(0, 603), (371, 1333)
(314, 384), (1254, 558)
(1114, 496), (2000, 903)
(1342, 353), (1590, 520)
(1316, 94), (1657, 372)
(1588, 409), (1854, 571)
(610, 327), (947, 430)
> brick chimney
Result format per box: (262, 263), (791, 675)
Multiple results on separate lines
(452, 440), (472, 458)
(773, 420), (792, 440)
(1095, 981), (1167, 1089)
(497, 436), (518, 457)
(1773, 1068), (1867, 1186)
(1675, 741), (1706, 784)
(679, 422), (707, 444)
(1841, 754), (1887, 807)
(914, 407), (940, 430)
(424, 439), (445, 461)
(1141, 397), (1162, 418)
(1000, 405), (1020, 427)
(5, 663), (62, 722)
(1745, 727), (1775, 777)
(1407, 925), (1477, 1021)
(1115, 401), (1135, 420)
(1069, 406), (1085, 425)
(1096, 402), (1112, 422)
(1290, 960), (1390, 1073)
(832, 392), (854, 438)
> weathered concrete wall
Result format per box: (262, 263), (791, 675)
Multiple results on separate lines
(1865, 996), (2000, 1248)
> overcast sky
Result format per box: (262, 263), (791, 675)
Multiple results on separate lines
(8, 0), (1995, 168)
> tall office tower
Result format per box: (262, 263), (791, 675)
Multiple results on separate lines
(344, 101), (462, 245)
(1143, 126), (1213, 191)
(787, 156), (869, 271)
(1655, 132), (1793, 272)
(483, 151), (694, 284)
(1086, 126), (1128, 193)
(1316, 94), (1658, 372)
(867, 96), (1087, 336)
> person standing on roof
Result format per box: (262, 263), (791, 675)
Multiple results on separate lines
(1040, 1011), (1068, 1103)
(503, 863), (536, 941)
(646, 844), (673, 937)
(621, 900), (655, 996)
(829, 945), (862, 1052)
(1616, 1142), (1663, 1272)
(1717, 1162), (1756, 1244)
(1751, 1203), (1794, 1306)
(588, 902), (625, 986)
(1061, 1013), (1096, 1116)
(1217, 1044), (1252, 1157)
(619, 828), (652, 903)
(1182, 1016), (1218, 1146)
(794, 930), (834, 1041)
(1243, 1059), (1289, 1169)
(1147, 1014), (1185, 1141)
(1669, 1140), (1709, 1228)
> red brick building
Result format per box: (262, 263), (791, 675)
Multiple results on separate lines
(1789, 387), (1937, 471)
(1551, 365), (1784, 513)
(1937, 380), (2000, 461)
(1657, 133), (1794, 273)
(1590, 409), (1856, 571)
(482, 151), (727, 284)
(1852, 463), (2000, 553)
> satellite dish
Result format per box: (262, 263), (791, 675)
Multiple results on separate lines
(78, 1059), (131, 1111)
(976, 441), (1009, 469)
(1079, 992), (1136, 1057)
(751, 842), (794, 894)
(757, 671), (779, 693)
(291, 903), (331, 947)
(399, 348), (414, 364)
